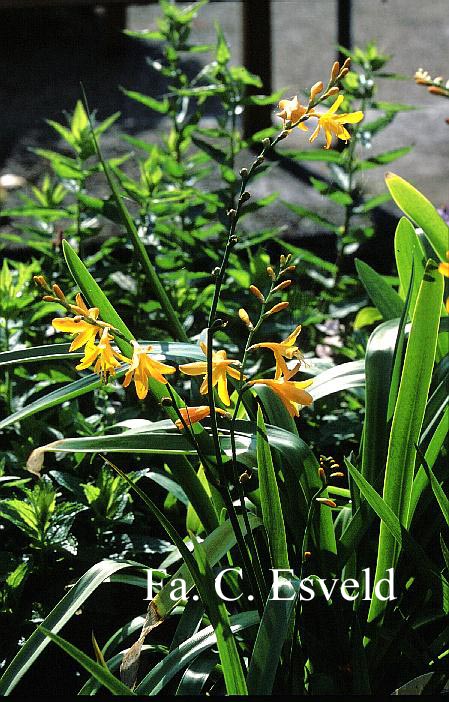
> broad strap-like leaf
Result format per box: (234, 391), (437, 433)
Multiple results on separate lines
(367, 260), (444, 631)
(386, 172), (449, 260)
(256, 406), (289, 570)
(0, 560), (138, 695)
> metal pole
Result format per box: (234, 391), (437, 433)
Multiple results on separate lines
(337, 0), (352, 64)
(242, 0), (272, 139)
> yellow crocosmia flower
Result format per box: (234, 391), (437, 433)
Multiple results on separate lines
(175, 405), (227, 430)
(52, 293), (102, 352)
(122, 340), (176, 400)
(439, 252), (449, 312)
(277, 96), (309, 131)
(249, 324), (304, 380)
(438, 251), (449, 277)
(179, 342), (241, 407)
(248, 374), (313, 417)
(309, 94), (364, 149)
(76, 327), (127, 382)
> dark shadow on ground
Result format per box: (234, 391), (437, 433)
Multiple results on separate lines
(1, 7), (185, 172)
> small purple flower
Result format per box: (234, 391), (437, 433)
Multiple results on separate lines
(437, 206), (449, 225)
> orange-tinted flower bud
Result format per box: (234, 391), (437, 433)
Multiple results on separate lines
(310, 81), (324, 101)
(265, 301), (289, 316)
(33, 275), (48, 289)
(280, 265), (297, 276)
(331, 61), (340, 81)
(52, 284), (66, 302)
(323, 86), (340, 98)
(249, 284), (265, 302)
(239, 308), (253, 329)
(316, 497), (337, 508)
(69, 304), (87, 315)
(273, 279), (293, 292)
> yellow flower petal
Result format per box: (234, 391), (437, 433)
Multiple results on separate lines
(248, 376), (313, 417)
(217, 372), (230, 406)
(180, 341), (239, 406)
(226, 365), (243, 381)
(250, 326), (304, 380)
(327, 94), (345, 114)
(179, 361), (208, 376)
(335, 110), (364, 124)
(439, 261), (449, 277)
(68, 327), (97, 352)
(121, 341), (175, 399)
(284, 325), (302, 347)
(52, 317), (85, 333)
(324, 126), (333, 149)
(309, 123), (321, 143)
(308, 96), (363, 149)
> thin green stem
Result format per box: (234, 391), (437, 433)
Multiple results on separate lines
(165, 384), (263, 610)
(76, 160), (85, 260)
(3, 319), (12, 414)
(334, 77), (370, 283)
(81, 87), (189, 343)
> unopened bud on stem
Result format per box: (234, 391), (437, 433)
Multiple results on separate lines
(331, 61), (340, 81)
(265, 301), (289, 316)
(239, 308), (253, 329)
(316, 497), (337, 508)
(33, 275), (49, 290)
(273, 279), (293, 292)
(280, 265), (296, 276)
(323, 86), (340, 98)
(249, 284), (265, 303)
(309, 81), (324, 100)
(52, 284), (66, 302)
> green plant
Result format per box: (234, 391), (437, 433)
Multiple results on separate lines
(1, 2), (448, 696)
(0, 476), (86, 555)
(279, 42), (414, 282)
